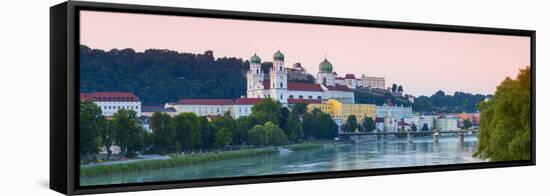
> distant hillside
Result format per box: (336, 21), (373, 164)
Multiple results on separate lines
(354, 88), (412, 107)
(79, 45), (248, 105)
(80, 45), (314, 105)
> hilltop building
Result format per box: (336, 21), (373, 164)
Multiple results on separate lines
(80, 92), (141, 117)
(246, 50), (355, 104)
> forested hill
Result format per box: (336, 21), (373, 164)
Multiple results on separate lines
(79, 45), (249, 105)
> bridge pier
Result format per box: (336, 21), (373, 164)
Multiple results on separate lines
(457, 132), (464, 143)
(406, 133), (413, 143)
(433, 132), (439, 143)
(379, 134), (385, 143)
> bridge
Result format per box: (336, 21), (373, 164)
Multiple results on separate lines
(339, 129), (480, 143)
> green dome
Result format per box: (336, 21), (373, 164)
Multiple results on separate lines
(250, 53), (261, 64)
(273, 50), (285, 61)
(319, 58), (333, 73)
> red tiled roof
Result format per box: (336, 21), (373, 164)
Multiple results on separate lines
(375, 117), (384, 123)
(326, 85), (353, 92)
(345, 74), (356, 79)
(262, 81), (324, 92)
(233, 98), (263, 105)
(288, 82), (323, 92)
(176, 99), (233, 105)
(335, 77), (344, 80)
(80, 92), (140, 102)
(287, 99), (322, 104)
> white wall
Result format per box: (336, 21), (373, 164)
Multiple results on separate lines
(0, 0), (547, 196)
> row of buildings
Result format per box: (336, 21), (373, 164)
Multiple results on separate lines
(80, 50), (478, 134)
(246, 50), (386, 104)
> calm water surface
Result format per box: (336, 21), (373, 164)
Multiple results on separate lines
(81, 135), (484, 186)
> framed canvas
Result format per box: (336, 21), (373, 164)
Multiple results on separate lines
(50, 1), (536, 195)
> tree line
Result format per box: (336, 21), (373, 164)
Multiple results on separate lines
(475, 67), (531, 161)
(80, 45), (316, 105)
(413, 90), (490, 113)
(80, 99), (338, 163)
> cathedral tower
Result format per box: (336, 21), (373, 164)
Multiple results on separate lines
(270, 50), (288, 103)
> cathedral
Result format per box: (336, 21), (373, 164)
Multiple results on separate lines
(246, 50), (355, 104)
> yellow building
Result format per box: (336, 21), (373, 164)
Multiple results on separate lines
(307, 99), (376, 128)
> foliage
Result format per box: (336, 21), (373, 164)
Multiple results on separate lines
(475, 67), (531, 161)
(345, 115), (358, 132)
(150, 112), (177, 154)
(80, 148), (278, 177)
(284, 143), (323, 151)
(413, 91), (489, 113)
(79, 101), (104, 159)
(99, 119), (114, 159)
(251, 98), (282, 125)
(265, 121), (288, 146)
(112, 109), (145, 158)
(362, 117), (375, 132)
(291, 103), (308, 115)
(173, 113), (202, 152)
(303, 108), (338, 140)
(80, 45), (247, 105)
(214, 127), (233, 148)
(234, 116), (253, 145)
(463, 119), (473, 130)
(248, 125), (268, 146)
(285, 114), (304, 142)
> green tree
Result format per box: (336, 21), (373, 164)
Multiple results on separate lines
(475, 67), (531, 161)
(397, 85), (404, 92)
(247, 125), (268, 146)
(391, 83), (397, 92)
(100, 119), (115, 160)
(173, 112), (202, 152)
(112, 109), (144, 158)
(199, 116), (216, 149)
(292, 103), (308, 115)
(79, 101), (103, 161)
(265, 121), (288, 146)
(303, 108), (338, 140)
(286, 114), (304, 142)
(214, 127), (233, 148)
(463, 119), (473, 130)
(251, 98), (282, 125)
(345, 115), (358, 132)
(234, 116), (253, 145)
(362, 117), (375, 132)
(150, 112), (177, 154)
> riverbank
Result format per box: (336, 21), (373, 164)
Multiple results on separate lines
(284, 143), (324, 151)
(80, 148), (278, 177)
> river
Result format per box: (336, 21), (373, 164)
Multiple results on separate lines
(80, 135), (484, 186)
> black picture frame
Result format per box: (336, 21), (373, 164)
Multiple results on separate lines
(50, 1), (536, 195)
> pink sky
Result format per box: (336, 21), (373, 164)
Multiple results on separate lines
(80, 10), (530, 96)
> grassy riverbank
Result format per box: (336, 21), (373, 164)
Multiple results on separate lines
(284, 143), (324, 151)
(80, 148), (278, 177)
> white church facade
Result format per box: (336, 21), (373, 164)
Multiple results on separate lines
(246, 50), (355, 104)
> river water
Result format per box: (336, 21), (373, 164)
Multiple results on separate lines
(80, 135), (484, 186)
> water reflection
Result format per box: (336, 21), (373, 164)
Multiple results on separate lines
(81, 135), (484, 186)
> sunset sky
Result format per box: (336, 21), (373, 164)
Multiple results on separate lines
(80, 10), (530, 96)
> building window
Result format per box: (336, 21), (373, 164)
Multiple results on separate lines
(256, 70), (259, 74)
(289, 95), (294, 99)
(317, 96), (322, 99)
(299, 95), (303, 99)
(280, 95), (283, 100)
(308, 95), (312, 99)
(280, 82), (283, 88)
